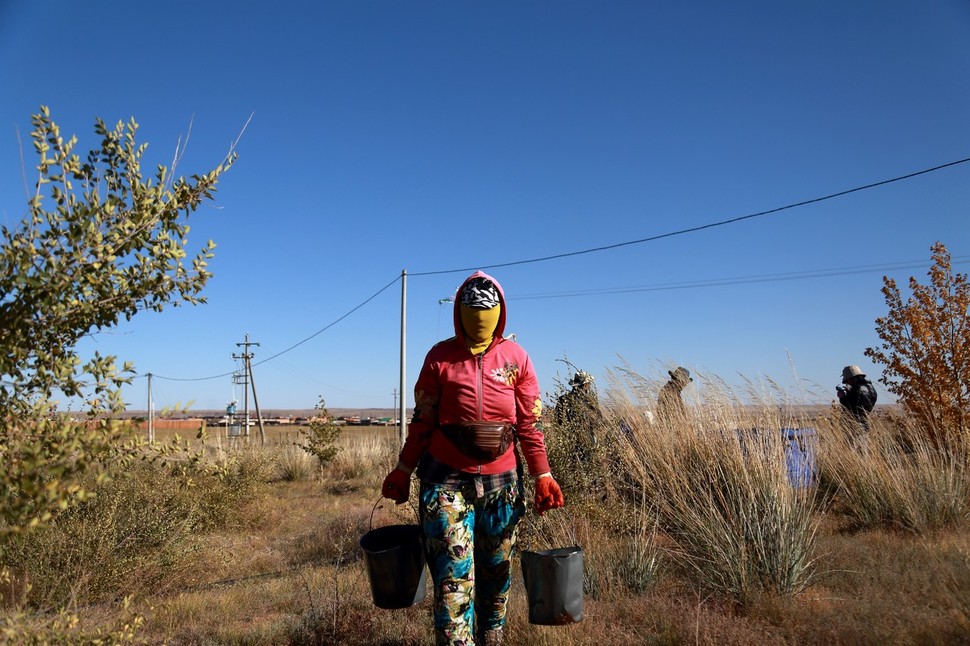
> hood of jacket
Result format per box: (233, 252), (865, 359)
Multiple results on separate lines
(453, 270), (507, 345)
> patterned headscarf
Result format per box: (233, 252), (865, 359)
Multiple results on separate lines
(459, 277), (500, 310)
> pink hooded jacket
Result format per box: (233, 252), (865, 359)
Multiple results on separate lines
(397, 271), (551, 476)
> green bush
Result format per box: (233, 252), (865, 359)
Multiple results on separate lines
(299, 399), (341, 468)
(545, 380), (619, 503)
(0, 449), (270, 610)
(0, 107), (235, 536)
(0, 600), (146, 645)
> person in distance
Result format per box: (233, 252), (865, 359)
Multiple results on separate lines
(656, 366), (693, 426)
(837, 364), (878, 435)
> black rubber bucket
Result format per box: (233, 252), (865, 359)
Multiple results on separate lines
(359, 524), (428, 609)
(521, 546), (584, 625)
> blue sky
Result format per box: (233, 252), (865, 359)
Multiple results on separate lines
(2, 2), (969, 412)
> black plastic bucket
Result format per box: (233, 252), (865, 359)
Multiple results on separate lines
(520, 546), (584, 625)
(359, 524), (428, 609)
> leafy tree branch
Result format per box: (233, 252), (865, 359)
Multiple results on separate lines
(0, 106), (238, 418)
(0, 106), (241, 534)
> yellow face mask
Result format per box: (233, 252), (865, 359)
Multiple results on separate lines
(460, 304), (500, 354)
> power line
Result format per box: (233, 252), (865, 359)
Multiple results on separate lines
(411, 156), (970, 277)
(251, 275), (400, 369)
(148, 253), (966, 383)
(510, 256), (970, 301)
(150, 274), (401, 382)
(145, 155), (970, 383)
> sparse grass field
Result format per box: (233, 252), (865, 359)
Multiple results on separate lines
(3, 379), (970, 645)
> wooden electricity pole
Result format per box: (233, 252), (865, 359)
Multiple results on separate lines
(146, 372), (155, 444)
(233, 333), (266, 445)
(399, 269), (407, 446)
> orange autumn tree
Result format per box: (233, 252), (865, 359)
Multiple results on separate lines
(865, 242), (969, 447)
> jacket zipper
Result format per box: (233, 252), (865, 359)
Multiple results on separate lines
(476, 352), (484, 474)
(476, 353), (484, 422)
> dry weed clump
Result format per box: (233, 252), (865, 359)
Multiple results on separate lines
(279, 565), (413, 646)
(0, 599), (146, 645)
(610, 370), (821, 605)
(2, 464), (199, 608)
(285, 509), (370, 568)
(816, 413), (970, 532)
(187, 444), (277, 531)
(328, 433), (397, 483)
(0, 445), (273, 611)
(277, 443), (318, 482)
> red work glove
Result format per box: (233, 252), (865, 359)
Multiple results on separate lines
(534, 475), (565, 515)
(381, 467), (411, 504)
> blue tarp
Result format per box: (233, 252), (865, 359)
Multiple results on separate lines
(782, 427), (817, 488)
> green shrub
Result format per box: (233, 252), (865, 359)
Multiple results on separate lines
(0, 107), (235, 536)
(545, 378), (620, 504)
(0, 447), (270, 610)
(299, 399), (341, 468)
(1, 418), (139, 537)
(0, 599), (146, 645)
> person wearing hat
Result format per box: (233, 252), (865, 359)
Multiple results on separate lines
(552, 369), (606, 482)
(656, 366), (693, 426)
(569, 370), (593, 389)
(837, 365), (878, 432)
(554, 370), (604, 439)
(381, 271), (564, 646)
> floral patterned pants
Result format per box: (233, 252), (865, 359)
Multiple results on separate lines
(419, 479), (525, 646)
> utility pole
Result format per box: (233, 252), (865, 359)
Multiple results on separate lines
(247, 352), (266, 445)
(233, 333), (266, 445)
(147, 372), (154, 444)
(232, 368), (248, 437)
(392, 388), (398, 420)
(399, 269), (407, 446)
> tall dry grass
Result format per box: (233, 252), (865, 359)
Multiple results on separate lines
(276, 443), (318, 482)
(606, 370), (821, 605)
(329, 432), (397, 483)
(816, 412), (970, 532)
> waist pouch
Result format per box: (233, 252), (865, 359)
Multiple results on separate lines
(439, 421), (515, 461)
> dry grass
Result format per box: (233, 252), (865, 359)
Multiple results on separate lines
(276, 444), (318, 482)
(3, 379), (970, 644)
(815, 414), (970, 532)
(608, 376), (821, 605)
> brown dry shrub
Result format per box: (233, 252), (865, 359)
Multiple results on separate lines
(866, 241), (970, 448)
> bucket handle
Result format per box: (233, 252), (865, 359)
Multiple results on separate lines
(369, 497), (383, 532)
(369, 495), (419, 532)
(536, 507), (579, 548)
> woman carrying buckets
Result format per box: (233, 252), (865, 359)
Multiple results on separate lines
(382, 271), (565, 646)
